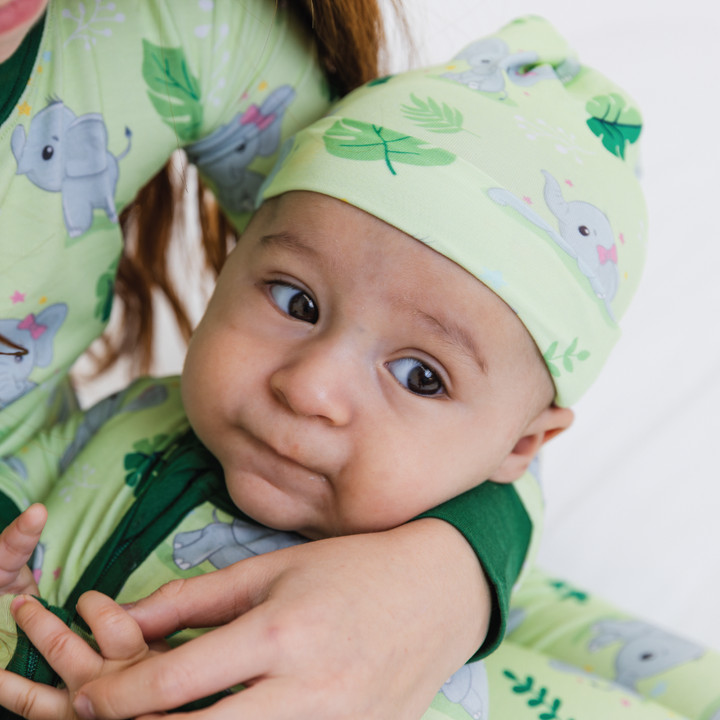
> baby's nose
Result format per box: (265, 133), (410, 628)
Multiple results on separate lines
(270, 342), (356, 426)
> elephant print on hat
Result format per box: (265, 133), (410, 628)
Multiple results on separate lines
(186, 85), (296, 214)
(442, 37), (557, 97)
(11, 100), (132, 238)
(0, 304), (67, 408)
(173, 512), (307, 571)
(488, 170), (619, 321)
(588, 619), (705, 691)
(441, 660), (490, 719)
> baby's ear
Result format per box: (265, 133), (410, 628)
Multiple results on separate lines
(489, 406), (574, 484)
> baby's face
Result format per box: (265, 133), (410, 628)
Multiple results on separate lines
(183, 192), (563, 539)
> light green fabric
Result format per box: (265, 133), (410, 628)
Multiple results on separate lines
(261, 16), (648, 408)
(505, 570), (720, 720)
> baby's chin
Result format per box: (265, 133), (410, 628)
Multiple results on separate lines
(225, 469), (332, 540)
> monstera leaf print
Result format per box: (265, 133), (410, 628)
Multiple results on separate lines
(323, 118), (456, 175)
(586, 93), (641, 160)
(124, 434), (169, 496)
(94, 258), (118, 322)
(402, 94), (465, 134)
(142, 40), (203, 142)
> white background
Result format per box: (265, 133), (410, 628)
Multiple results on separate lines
(73, 0), (720, 651)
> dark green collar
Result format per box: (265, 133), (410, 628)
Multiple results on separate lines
(0, 13), (45, 127)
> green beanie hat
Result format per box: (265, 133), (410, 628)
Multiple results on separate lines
(259, 16), (647, 407)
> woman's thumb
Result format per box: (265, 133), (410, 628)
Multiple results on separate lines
(122, 550), (291, 640)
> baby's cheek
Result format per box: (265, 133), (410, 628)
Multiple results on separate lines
(182, 335), (225, 432)
(333, 469), (440, 535)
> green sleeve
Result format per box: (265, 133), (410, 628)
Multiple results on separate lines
(0, 491), (22, 534)
(418, 481), (532, 661)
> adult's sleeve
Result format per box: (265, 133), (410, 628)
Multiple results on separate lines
(146, 0), (332, 231)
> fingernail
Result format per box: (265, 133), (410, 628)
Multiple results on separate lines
(119, 602), (136, 610)
(74, 694), (96, 720)
(10, 595), (31, 614)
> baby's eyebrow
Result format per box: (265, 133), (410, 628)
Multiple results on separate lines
(413, 310), (488, 375)
(260, 231), (320, 258)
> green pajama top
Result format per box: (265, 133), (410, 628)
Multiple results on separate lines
(0, 0), (539, 664)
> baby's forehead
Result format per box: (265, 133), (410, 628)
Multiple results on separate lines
(253, 191), (544, 376)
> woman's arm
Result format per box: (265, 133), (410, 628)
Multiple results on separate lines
(73, 519), (489, 720)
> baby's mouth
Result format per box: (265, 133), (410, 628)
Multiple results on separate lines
(235, 426), (330, 493)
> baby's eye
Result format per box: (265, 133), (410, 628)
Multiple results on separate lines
(269, 283), (319, 324)
(387, 358), (444, 397)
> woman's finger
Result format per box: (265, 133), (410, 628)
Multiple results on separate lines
(11, 596), (102, 688)
(134, 679), (317, 720)
(76, 592), (148, 663)
(0, 667), (70, 720)
(124, 547), (294, 640)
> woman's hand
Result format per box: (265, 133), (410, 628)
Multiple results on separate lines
(74, 518), (490, 720)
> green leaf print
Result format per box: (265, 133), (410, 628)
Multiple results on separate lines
(368, 75), (394, 86)
(528, 687), (547, 706)
(142, 40), (203, 142)
(323, 118), (456, 176)
(401, 94), (466, 134)
(124, 434), (170, 496)
(511, 676), (534, 693)
(548, 580), (589, 603)
(94, 259), (118, 323)
(543, 338), (590, 377)
(502, 671), (572, 720)
(586, 93), (642, 160)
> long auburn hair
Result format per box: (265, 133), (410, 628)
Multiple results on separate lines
(96, 0), (409, 375)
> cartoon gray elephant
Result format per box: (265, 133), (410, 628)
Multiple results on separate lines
(0, 304), (67, 408)
(11, 100), (131, 238)
(441, 660), (489, 720)
(173, 512), (308, 571)
(442, 37), (557, 97)
(488, 170), (619, 321)
(589, 619), (705, 691)
(59, 384), (168, 473)
(186, 85), (296, 213)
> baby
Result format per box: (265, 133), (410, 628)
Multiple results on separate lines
(0, 16), (646, 719)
